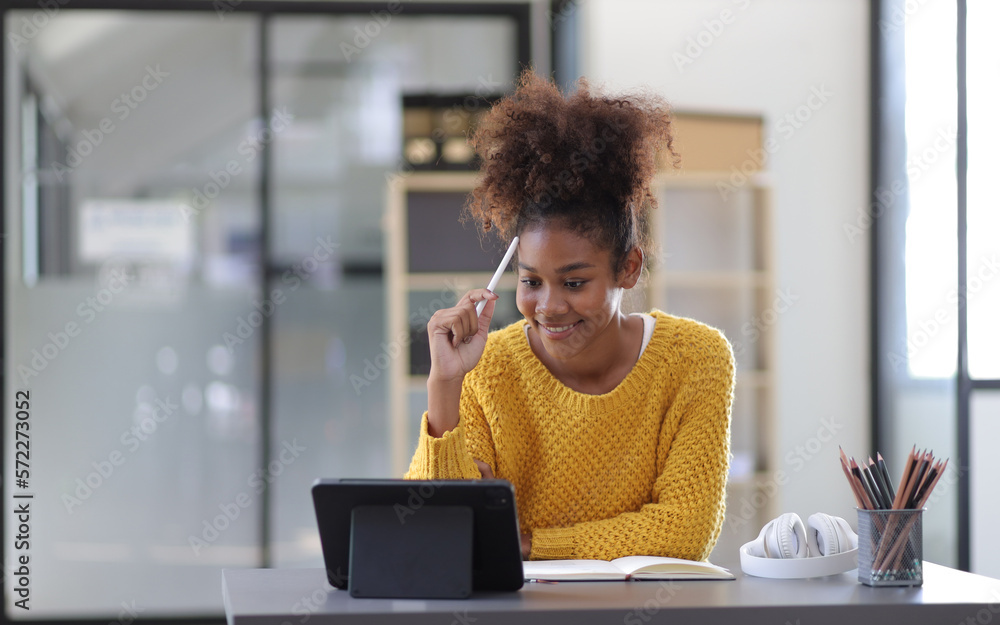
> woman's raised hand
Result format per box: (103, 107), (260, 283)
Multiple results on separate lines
(426, 289), (499, 385)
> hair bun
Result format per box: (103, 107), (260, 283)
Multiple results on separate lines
(465, 69), (677, 274)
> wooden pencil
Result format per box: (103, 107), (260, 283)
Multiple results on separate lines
(876, 449), (924, 571)
(868, 457), (890, 504)
(906, 451), (931, 508)
(890, 447), (918, 510)
(851, 458), (877, 509)
(840, 455), (868, 509)
(877, 452), (896, 502)
(839, 447), (869, 509)
(867, 457), (893, 509)
(915, 459), (947, 509)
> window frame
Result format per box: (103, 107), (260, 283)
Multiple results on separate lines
(871, 0), (998, 572)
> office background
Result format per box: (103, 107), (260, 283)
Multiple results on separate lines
(2, 0), (997, 620)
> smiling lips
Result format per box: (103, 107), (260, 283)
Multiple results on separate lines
(540, 320), (581, 337)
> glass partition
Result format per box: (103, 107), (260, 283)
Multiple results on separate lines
(3, 11), (264, 616)
(3, 5), (524, 617)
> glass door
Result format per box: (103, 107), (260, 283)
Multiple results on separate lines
(3, 11), (264, 616)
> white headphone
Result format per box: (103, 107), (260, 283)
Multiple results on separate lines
(740, 512), (859, 578)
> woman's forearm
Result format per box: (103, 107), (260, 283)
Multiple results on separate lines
(426, 374), (464, 438)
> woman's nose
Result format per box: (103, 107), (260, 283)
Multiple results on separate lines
(536, 287), (568, 316)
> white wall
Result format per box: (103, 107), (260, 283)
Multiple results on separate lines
(580, 0), (870, 523)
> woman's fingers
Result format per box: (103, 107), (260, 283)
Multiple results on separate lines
(477, 291), (499, 327)
(473, 458), (495, 479)
(520, 533), (532, 560)
(451, 289), (498, 346)
(452, 305), (479, 347)
(426, 289), (502, 382)
(465, 288), (499, 312)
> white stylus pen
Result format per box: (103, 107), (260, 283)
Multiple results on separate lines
(476, 236), (519, 316)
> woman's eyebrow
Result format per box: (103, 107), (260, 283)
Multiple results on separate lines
(517, 261), (596, 274)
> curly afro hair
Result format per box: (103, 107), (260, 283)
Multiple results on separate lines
(466, 69), (678, 275)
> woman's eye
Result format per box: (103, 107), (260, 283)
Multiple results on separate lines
(565, 281), (585, 289)
(520, 279), (540, 288)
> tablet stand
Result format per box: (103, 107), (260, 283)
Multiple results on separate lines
(348, 504), (473, 599)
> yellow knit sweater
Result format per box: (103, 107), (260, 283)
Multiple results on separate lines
(404, 309), (734, 562)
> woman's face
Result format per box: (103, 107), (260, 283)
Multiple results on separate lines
(515, 223), (638, 362)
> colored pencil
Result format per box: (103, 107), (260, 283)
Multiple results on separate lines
(877, 452), (896, 502)
(867, 457), (894, 510)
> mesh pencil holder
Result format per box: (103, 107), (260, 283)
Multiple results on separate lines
(857, 508), (924, 587)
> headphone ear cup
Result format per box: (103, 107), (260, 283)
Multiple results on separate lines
(746, 522), (772, 558)
(832, 515), (859, 551)
(807, 513), (858, 556)
(767, 513), (807, 559)
(807, 513), (837, 556)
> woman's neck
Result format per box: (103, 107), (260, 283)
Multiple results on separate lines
(528, 312), (645, 394)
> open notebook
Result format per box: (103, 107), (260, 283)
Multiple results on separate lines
(523, 556), (734, 582)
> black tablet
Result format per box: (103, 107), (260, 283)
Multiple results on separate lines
(311, 478), (524, 595)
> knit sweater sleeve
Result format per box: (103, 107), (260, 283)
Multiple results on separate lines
(530, 329), (735, 562)
(403, 374), (498, 480)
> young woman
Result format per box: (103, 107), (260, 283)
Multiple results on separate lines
(404, 70), (735, 563)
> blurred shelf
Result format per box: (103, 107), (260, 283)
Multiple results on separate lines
(654, 170), (771, 189)
(736, 370), (772, 387)
(727, 470), (780, 487)
(406, 272), (518, 292)
(652, 271), (771, 289)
